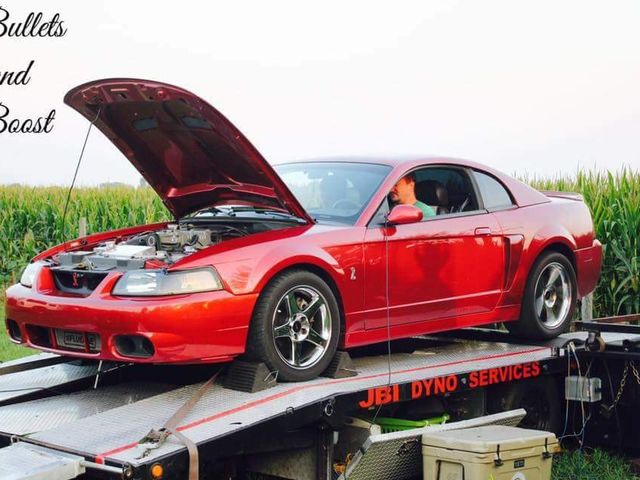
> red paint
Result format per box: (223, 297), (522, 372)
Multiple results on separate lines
(358, 384), (401, 408)
(386, 204), (423, 225)
(4, 79), (602, 365)
(361, 360), (542, 408)
(409, 375), (459, 400)
(362, 212), (504, 329)
(468, 362), (541, 388)
(64, 79), (312, 222)
(5, 270), (257, 363)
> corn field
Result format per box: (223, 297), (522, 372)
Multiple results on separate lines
(1, 170), (639, 317)
(0, 186), (170, 286)
(526, 169), (639, 316)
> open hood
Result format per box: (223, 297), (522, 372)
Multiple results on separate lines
(64, 78), (313, 222)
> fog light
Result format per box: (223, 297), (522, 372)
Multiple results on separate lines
(6, 319), (22, 342)
(114, 335), (155, 358)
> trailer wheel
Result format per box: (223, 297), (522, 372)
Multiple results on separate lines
(488, 376), (563, 433)
(245, 270), (340, 382)
(507, 251), (576, 339)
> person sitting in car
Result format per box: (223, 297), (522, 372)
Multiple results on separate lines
(389, 172), (435, 218)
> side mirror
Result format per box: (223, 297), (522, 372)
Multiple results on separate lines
(386, 204), (423, 225)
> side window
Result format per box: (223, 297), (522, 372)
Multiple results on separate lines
(413, 167), (480, 216)
(370, 165), (484, 226)
(473, 170), (514, 210)
(370, 198), (390, 225)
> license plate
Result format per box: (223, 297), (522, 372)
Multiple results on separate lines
(55, 329), (100, 351)
(55, 329), (85, 349)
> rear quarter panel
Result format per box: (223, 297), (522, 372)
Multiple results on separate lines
(493, 197), (597, 305)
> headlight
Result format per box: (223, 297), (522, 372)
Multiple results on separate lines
(20, 261), (46, 288)
(112, 268), (223, 296)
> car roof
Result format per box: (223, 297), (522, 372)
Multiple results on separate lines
(274, 155), (497, 170)
(275, 155), (550, 226)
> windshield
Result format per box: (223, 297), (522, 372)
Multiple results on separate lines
(274, 162), (392, 225)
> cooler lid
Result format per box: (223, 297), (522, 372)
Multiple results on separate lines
(422, 426), (557, 453)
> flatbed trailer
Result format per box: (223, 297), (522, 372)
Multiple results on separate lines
(1, 319), (639, 480)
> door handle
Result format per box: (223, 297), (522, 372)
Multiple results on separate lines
(474, 227), (492, 236)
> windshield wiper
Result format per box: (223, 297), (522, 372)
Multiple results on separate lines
(183, 206), (307, 224)
(242, 207), (307, 223)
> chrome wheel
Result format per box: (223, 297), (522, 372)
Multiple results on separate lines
(533, 262), (572, 329)
(272, 285), (332, 369)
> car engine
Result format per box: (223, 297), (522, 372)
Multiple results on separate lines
(54, 223), (245, 271)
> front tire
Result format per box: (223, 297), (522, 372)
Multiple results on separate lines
(507, 251), (577, 339)
(245, 270), (340, 382)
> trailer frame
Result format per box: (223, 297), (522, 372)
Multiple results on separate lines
(0, 318), (639, 480)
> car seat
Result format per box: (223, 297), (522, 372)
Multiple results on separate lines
(416, 180), (449, 215)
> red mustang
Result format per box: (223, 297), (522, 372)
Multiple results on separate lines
(5, 79), (602, 381)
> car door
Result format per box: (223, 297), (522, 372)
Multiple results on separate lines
(363, 166), (506, 329)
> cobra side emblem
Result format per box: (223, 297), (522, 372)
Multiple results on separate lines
(350, 267), (357, 280)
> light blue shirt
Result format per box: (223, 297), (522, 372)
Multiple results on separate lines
(414, 200), (435, 218)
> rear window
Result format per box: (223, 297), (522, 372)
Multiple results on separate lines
(473, 171), (514, 210)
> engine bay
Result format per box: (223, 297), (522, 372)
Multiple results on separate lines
(53, 222), (254, 272)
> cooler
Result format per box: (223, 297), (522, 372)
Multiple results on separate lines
(422, 425), (558, 480)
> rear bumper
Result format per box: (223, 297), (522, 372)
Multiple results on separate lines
(4, 272), (258, 364)
(575, 239), (603, 298)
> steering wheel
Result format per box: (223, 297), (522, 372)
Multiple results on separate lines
(332, 199), (360, 210)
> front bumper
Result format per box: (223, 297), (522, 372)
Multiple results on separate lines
(4, 269), (258, 364)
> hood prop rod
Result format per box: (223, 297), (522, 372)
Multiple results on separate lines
(61, 106), (102, 252)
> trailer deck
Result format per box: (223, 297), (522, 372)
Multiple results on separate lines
(0, 336), (556, 477)
(1, 323), (639, 480)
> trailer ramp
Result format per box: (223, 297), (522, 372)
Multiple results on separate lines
(0, 442), (85, 480)
(0, 353), (121, 406)
(0, 341), (551, 469)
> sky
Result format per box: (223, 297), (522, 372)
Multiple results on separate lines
(0, 0), (638, 186)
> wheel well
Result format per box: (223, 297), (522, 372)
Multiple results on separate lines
(266, 263), (346, 342)
(541, 242), (576, 271)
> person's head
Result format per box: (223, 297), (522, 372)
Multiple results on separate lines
(389, 172), (417, 205)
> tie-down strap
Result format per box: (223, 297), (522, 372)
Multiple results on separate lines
(136, 370), (220, 480)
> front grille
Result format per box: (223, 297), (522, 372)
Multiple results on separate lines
(26, 324), (102, 353)
(52, 269), (109, 295)
(26, 324), (52, 348)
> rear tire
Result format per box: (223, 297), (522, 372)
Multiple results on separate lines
(244, 270), (340, 382)
(507, 251), (576, 340)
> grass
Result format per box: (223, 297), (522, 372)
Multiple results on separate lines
(553, 449), (638, 479)
(0, 300), (32, 362)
